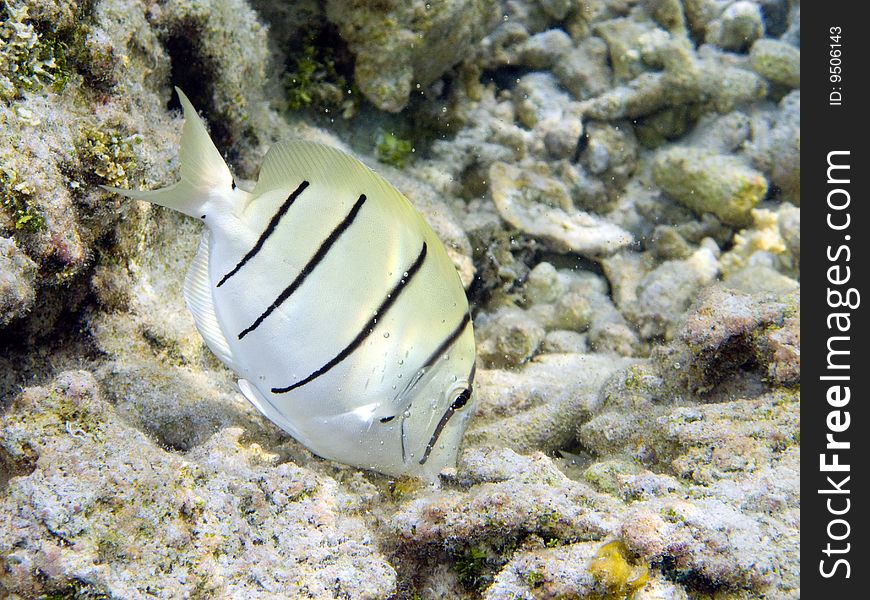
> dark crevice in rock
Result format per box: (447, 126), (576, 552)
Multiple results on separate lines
(0, 300), (103, 405)
(162, 21), (234, 163)
(480, 65), (534, 92)
(0, 444), (37, 494)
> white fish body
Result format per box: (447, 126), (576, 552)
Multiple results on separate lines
(108, 89), (476, 480)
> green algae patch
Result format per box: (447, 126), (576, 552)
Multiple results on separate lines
(455, 545), (492, 590)
(653, 147), (768, 226)
(0, 3), (66, 101)
(0, 1), (101, 102)
(388, 475), (425, 500)
(589, 540), (650, 598)
(376, 132), (414, 169)
(1, 167), (45, 232)
(284, 30), (357, 117)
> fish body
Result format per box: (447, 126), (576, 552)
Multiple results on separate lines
(109, 89), (476, 480)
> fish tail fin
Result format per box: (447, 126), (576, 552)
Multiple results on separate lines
(102, 87), (232, 217)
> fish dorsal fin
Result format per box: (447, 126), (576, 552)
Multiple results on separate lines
(175, 87), (233, 192)
(253, 140), (402, 202)
(183, 230), (236, 370)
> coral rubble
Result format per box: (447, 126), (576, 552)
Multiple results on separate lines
(1, 0), (800, 597)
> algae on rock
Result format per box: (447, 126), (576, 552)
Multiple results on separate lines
(0, 0), (802, 597)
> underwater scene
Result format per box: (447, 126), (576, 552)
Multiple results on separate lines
(1, 0), (799, 598)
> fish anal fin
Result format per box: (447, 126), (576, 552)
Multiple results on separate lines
(237, 379), (307, 443)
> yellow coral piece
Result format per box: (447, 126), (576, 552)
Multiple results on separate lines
(720, 207), (790, 277)
(76, 125), (140, 189)
(589, 540), (650, 599)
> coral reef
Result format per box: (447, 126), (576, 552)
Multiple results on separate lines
(0, 237), (36, 325)
(489, 161), (633, 256)
(1, 0), (800, 597)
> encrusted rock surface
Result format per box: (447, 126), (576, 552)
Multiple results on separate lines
(489, 161), (633, 257)
(0, 237), (36, 326)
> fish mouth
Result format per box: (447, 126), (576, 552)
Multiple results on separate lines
(385, 348), (476, 470)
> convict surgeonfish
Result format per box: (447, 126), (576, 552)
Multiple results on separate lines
(106, 88), (476, 480)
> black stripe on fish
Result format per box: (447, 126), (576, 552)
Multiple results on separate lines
(420, 312), (471, 372)
(272, 242), (428, 393)
(418, 399), (459, 465)
(217, 180), (310, 288)
(238, 193), (367, 340)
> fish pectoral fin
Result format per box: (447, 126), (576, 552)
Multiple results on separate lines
(182, 230), (236, 370)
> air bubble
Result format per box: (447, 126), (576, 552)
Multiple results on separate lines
(383, 332), (390, 338)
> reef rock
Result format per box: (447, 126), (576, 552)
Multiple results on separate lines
(325, 0), (499, 112)
(0, 237), (36, 326)
(653, 146), (768, 226)
(467, 353), (638, 454)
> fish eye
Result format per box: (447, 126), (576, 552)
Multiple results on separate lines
(451, 388), (471, 411)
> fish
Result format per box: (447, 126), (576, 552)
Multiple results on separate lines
(106, 88), (476, 481)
